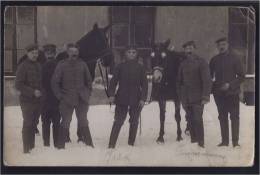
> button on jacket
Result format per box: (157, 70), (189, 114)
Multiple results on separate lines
(177, 55), (212, 104)
(51, 59), (93, 106)
(108, 59), (148, 106)
(209, 51), (245, 96)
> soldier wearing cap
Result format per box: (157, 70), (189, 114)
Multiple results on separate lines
(15, 44), (43, 153)
(51, 43), (94, 149)
(209, 37), (245, 147)
(177, 41), (212, 148)
(41, 44), (61, 148)
(107, 45), (148, 148)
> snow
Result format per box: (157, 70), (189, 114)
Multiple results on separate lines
(3, 96), (255, 166)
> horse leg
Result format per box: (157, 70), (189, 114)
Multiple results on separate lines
(157, 100), (166, 143)
(174, 101), (183, 141)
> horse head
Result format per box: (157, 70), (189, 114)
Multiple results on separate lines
(150, 39), (171, 83)
(76, 23), (114, 79)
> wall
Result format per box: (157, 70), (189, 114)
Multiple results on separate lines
(155, 6), (228, 61)
(37, 6), (109, 52)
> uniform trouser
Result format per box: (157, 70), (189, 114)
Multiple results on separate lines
(20, 102), (41, 153)
(58, 100), (93, 147)
(109, 104), (140, 148)
(41, 108), (61, 147)
(182, 103), (204, 146)
(213, 94), (240, 145)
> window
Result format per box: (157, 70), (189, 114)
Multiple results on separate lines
(229, 7), (255, 75)
(110, 6), (155, 70)
(4, 6), (37, 76)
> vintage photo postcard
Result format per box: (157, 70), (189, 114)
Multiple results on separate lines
(1, 1), (258, 171)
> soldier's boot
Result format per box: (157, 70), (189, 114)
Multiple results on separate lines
(175, 112), (183, 141)
(77, 127), (84, 143)
(156, 121), (165, 143)
(29, 127), (35, 150)
(218, 117), (229, 146)
(128, 123), (138, 146)
(53, 124), (59, 148)
(42, 123), (50, 147)
(65, 131), (71, 143)
(108, 123), (122, 149)
(81, 126), (94, 148)
(22, 128), (30, 154)
(185, 121), (190, 136)
(231, 117), (240, 147)
(57, 126), (66, 149)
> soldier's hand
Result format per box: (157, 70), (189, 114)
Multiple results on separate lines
(139, 100), (145, 108)
(34, 89), (42, 98)
(108, 96), (115, 104)
(220, 83), (230, 91)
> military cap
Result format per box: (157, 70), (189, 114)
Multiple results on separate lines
(43, 44), (56, 53)
(25, 44), (38, 52)
(182, 40), (196, 48)
(215, 37), (228, 44)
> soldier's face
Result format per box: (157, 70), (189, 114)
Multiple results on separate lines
(184, 45), (195, 55)
(44, 51), (56, 59)
(67, 47), (79, 60)
(125, 49), (138, 60)
(27, 50), (39, 62)
(217, 41), (228, 53)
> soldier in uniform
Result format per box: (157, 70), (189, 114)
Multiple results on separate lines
(15, 44), (43, 153)
(177, 41), (212, 148)
(209, 37), (245, 147)
(51, 43), (94, 149)
(18, 49), (46, 135)
(41, 44), (61, 148)
(108, 45), (148, 149)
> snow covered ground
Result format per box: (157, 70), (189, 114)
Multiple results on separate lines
(3, 97), (255, 167)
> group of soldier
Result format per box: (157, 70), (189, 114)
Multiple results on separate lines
(15, 37), (245, 154)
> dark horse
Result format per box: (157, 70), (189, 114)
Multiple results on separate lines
(150, 39), (188, 143)
(57, 23), (113, 80)
(56, 23), (114, 142)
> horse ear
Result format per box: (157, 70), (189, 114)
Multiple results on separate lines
(163, 39), (171, 48)
(103, 24), (111, 33)
(93, 23), (99, 30)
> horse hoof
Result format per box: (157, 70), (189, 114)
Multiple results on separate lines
(156, 137), (164, 143)
(176, 136), (183, 141)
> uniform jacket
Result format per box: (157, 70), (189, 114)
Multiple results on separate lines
(15, 59), (43, 103)
(108, 59), (148, 106)
(209, 51), (245, 96)
(177, 54), (212, 104)
(51, 58), (93, 106)
(42, 59), (59, 110)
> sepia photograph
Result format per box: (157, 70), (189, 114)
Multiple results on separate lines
(1, 1), (258, 171)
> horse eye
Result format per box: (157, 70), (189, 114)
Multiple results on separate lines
(161, 52), (167, 58)
(151, 52), (155, 57)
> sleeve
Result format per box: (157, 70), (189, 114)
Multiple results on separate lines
(140, 67), (148, 101)
(107, 64), (120, 97)
(229, 56), (245, 90)
(200, 60), (212, 102)
(209, 57), (215, 79)
(41, 64), (48, 91)
(84, 63), (93, 92)
(51, 63), (63, 100)
(15, 63), (35, 97)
